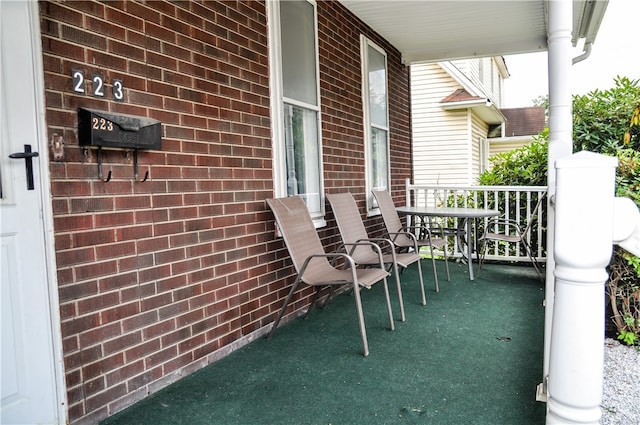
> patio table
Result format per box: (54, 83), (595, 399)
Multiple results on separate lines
(396, 206), (499, 280)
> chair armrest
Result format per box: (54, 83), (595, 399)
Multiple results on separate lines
(298, 252), (387, 289)
(298, 252), (356, 279)
(343, 241), (386, 269)
(484, 218), (523, 234)
(387, 231), (420, 251)
(355, 237), (399, 261)
(407, 224), (435, 237)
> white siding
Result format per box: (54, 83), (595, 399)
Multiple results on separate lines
(489, 137), (534, 157)
(411, 63), (472, 186)
(411, 59), (507, 185)
(449, 57), (503, 107)
(471, 112), (489, 182)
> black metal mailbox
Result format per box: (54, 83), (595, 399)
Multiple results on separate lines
(78, 108), (162, 150)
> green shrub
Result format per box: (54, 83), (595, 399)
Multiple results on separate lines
(478, 129), (548, 187)
(481, 76), (640, 345)
(573, 77), (640, 154)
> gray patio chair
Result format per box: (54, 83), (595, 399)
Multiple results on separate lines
(477, 193), (546, 281)
(372, 190), (450, 292)
(266, 196), (395, 357)
(327, 192), (426, 322)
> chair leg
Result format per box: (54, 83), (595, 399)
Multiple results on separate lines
(476, 238), (488, 277)
(305, 286), (324, 319)
(320, 286), (336, 309)
(381, 275), (395, 332)
(443, 247), (450, 281)
(429, 245), (440, 292)
(523, 240), (544, 282)
(267, 277), (303, 339)
(416, 257), (427, 305)
(350, 281), (370, 357)
(391, 261), (406, 322)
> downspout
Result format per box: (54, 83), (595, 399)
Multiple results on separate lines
(540, 0), (573, 405)
(546, 1), (610, 423)
(572, 42), (592, 65)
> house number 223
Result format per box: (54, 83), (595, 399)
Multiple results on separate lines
(72, 70), (124, 101)
(92, 117), (114, 131)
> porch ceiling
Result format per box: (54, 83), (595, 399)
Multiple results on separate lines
(341, 0), (608, 64)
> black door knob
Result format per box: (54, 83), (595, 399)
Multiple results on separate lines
(8, 144), (39, 190)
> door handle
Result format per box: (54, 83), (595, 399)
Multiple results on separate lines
(9, 144), (39, 190)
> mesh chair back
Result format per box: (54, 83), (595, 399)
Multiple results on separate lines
(326, 193), (377, 262)
(266, 196), (326, 273)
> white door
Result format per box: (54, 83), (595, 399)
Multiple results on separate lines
(1, 1), (63, 424)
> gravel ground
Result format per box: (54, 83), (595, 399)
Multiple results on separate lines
(601, 338), (640, 424)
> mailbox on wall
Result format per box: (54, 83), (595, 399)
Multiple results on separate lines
(78, 108), (162, 150)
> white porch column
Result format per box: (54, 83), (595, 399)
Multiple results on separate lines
(546, 151), (617, 424)
(542, 0), (574, 396)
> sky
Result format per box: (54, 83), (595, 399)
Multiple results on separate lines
(503, 0), (640, 107)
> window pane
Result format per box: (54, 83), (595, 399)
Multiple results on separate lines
(368, 45), (387, 127)
(281, 1), (317, 105)
(284, 104), (321, 214)
(370, 127), (388, 192)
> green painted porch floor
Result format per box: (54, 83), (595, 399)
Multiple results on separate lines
(100, 261), (545, 425)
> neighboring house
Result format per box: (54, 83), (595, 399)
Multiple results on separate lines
(0, 1), (608, 425)
(488, 106), (547, 158)
(410, 58), (508, 186)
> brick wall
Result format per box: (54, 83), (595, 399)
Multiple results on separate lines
(39, 1), (410, 423)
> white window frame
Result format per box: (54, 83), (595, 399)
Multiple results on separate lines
(361, 36), (390, 215)
(267, 0), (326, 225)
(479, 136), (489, 173)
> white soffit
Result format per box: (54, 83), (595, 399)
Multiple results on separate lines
(341, 0), (548, 64)
(341, 1), (609, 65)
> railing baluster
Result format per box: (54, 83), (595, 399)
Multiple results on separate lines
(404, 182), (547, 262)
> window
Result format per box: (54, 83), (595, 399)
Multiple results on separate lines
(361, 36), (389, 213)
(268, 0), (324, 221)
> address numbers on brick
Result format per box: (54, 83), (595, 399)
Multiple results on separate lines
(72, 69), (124, 101)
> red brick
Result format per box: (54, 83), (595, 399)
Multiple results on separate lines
(41, 2), (84, 26)
(70, 197), (114, 213)
(115, 225), (153, 241)
(109, 39), (145, 61)
(79, 322), (121, 348)
(121, 310), (158, 333)
(57, 247), (95, 267)
(105, 7), (144, 32)
(72, 229), (115, 248)
(125, 339), (161, 363)
(143, 320), (176, 341)
(58, 281), (99, 303)
(101, 301), (141, 324)
(103, 332), (143, 357)
(105, 359), (145, 388)
(124, 2), (160, 24)
(98, 272), (138, 292)
(118, 254), (154, 273)
(75, 260), (118, 281)
(127, 366), (163, 391)
(95, 211), (134, 228)
(85, 383), (127, 414)
(145, 346), (177, 368)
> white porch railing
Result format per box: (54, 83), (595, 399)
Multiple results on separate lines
(405, 179), (548, 262)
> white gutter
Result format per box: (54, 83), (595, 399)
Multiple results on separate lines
(440, 99), (492, 109)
